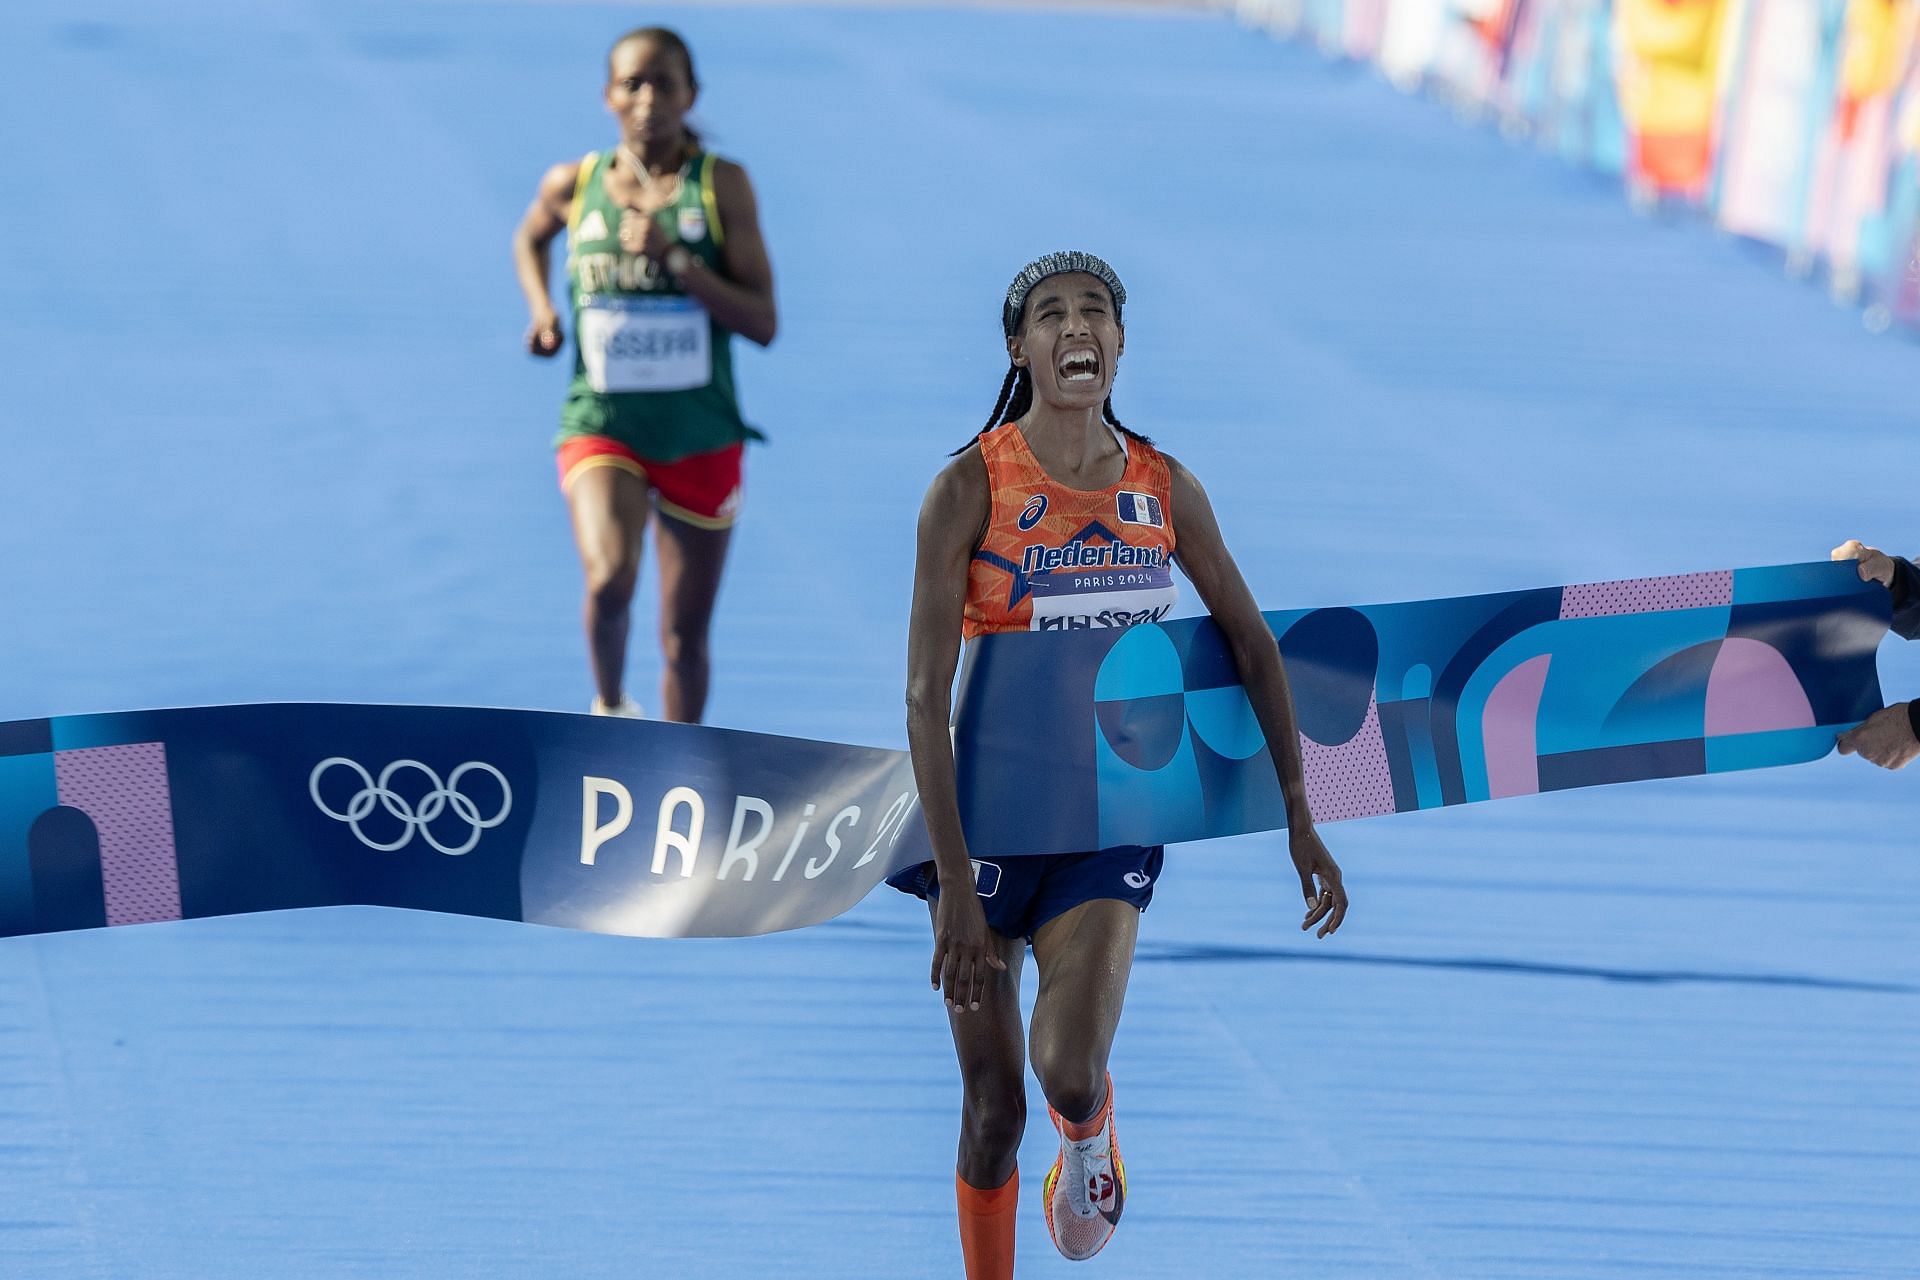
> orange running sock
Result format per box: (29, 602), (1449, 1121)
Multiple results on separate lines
(956, 1168), (1018, 1280)
(1059, 1075), (1112, 1141)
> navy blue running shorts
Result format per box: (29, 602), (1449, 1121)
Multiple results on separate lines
(886, 846), (1165, 943)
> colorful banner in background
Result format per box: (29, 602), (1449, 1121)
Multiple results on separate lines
(0, 564), (1887, 941)
(1234, 0), (1920, 333)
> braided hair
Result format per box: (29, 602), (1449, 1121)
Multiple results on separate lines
(954, 251), (1152, 455)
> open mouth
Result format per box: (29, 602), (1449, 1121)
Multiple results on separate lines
(1058, 349), (1101, 384)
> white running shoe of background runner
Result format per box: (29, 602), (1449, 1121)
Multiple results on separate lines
(589, 695), (643, 718)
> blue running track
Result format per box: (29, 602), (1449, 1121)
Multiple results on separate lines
(1, 3), (1916, 1276)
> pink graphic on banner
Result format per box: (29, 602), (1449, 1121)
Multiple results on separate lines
(1482, 655), (1553, 799)
(1704, 638), (1816, 736)
(54, 743), (183, 926)
(1299, 700), (1395, 822)
(1559, 571), (1733, 620)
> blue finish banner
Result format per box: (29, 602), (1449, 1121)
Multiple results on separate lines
(0, 708), (929, 941)
(955, 562), (1889, 854)
(0, 563), (1888, 940)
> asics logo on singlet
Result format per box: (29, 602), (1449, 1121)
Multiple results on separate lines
(1122, 871), (1151, 890)
(1018, 494), (1049, 531)
(309, 758), (513, 856)
(1020, 540), (1165, 575)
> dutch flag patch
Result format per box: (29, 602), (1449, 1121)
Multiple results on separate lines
(1116, 491), (1163, 528)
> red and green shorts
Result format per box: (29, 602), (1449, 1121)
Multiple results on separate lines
(556, 437), (744, 530)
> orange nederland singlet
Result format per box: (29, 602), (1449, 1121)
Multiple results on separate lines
(964, 422), (1179, 639)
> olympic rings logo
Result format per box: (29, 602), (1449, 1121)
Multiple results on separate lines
(308, 758), (513, 856)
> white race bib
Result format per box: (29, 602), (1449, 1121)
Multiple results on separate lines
(578, 295), (712, 394)
(1027, 564), (1179, 632)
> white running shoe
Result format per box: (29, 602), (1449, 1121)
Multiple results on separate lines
(1043, 1075), (1126, 1261)
(589, 695), (644, 718)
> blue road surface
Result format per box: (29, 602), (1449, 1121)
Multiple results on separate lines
(2, 3), (1917, 1276)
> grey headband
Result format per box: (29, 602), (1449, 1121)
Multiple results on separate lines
(1002, 251), (1127, 336)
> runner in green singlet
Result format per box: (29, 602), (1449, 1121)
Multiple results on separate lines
(512, 27), (777, 722)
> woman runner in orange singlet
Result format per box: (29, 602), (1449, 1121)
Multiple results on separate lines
(896, 252), (1348, 1277)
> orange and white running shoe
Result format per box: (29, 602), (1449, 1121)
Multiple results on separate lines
(1042, 1074), (1126, 1261)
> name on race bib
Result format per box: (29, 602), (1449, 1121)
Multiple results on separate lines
(1026, 562), (1178, 632)
(578, 295), (713, 394)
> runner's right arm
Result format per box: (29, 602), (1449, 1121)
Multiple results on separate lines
(512, 162), (579, 357)
(906, 450), (1005, 1010)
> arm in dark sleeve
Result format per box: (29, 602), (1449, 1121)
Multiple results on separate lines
(1886, 556), (1920, 740)
(1891, 555), (1920, 641)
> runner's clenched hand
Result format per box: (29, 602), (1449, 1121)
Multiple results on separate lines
(525, 309), (563, 357)
(618, 209), (675, 263)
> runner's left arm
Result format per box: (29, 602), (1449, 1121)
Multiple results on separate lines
(1167, 455), (1347, 937)
(674, 159), (778, 347)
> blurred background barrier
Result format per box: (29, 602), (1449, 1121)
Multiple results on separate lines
(1234, 0), (1920, 333)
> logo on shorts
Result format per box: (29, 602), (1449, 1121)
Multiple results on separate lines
(577, 208), (610, 243)
(971, 859), (1002, 898)
(677, 205), (707, 244)
(1122, 870), (1151, 890)
(1116, 492), (1162, 528)
(1017, 494), (1048, 531)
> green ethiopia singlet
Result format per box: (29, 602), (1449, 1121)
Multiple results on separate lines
(555, 149), (761, 461)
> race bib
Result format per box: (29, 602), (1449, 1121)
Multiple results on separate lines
(578, 295), (712, 394)
(1027, 564), (1179, 632)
